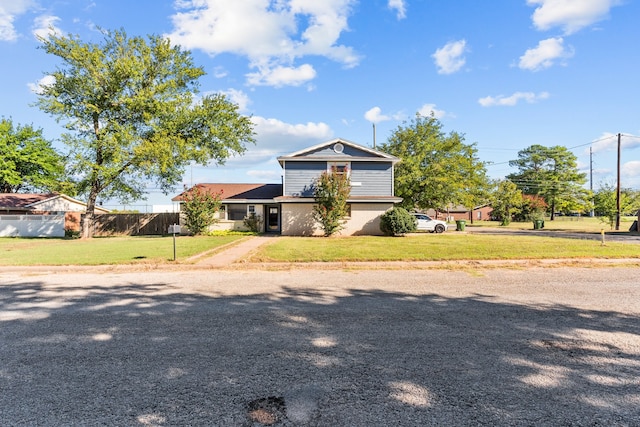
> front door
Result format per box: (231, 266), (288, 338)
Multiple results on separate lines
(266, 205), (280, 233)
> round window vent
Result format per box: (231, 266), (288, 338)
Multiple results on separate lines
(333, 143), (344, 153)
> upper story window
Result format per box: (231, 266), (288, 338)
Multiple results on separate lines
(328, 161), (350, 178)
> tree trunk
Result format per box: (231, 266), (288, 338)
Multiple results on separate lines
(81, 186), (99, 239)
(82, 115), (102, 239)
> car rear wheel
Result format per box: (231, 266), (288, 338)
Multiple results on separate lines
(435, 224), (445, 233)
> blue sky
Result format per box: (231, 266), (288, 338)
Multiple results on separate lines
(1, 0), (639, 209)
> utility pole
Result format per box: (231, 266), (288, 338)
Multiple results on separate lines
(590, 146), (594, 217)
(616, 133), (621, 231)
(373, 123), (377, 149)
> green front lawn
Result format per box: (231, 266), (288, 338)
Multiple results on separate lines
(0, 234), (247, 266)
(250, 234), (640, 263)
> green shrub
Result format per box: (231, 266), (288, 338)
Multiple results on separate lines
(182, 185), (222, 235)
(313, 168), (351, 236)
(243, 213), (262, 233)
(380, 207), (416, 236)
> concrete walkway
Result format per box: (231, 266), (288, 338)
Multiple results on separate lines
(194, 234), (278, 267)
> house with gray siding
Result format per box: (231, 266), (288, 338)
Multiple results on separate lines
(173, 138), (402, 235)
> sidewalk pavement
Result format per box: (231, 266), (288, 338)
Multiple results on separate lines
(194, 234), (278, 267)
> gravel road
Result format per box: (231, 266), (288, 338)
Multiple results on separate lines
(1, 267), (639, 426)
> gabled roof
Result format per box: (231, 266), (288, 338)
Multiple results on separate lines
(0, 193), (57, 210)
(172, 184), (283, 202)
(277, 138), (400, 167)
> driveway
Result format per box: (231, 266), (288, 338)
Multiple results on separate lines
(1, 267), (639, 426)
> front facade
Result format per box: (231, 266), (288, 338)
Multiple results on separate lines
(173, 138), (402, 236)
(276, 139), (401, 235)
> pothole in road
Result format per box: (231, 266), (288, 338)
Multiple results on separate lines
(247, 396), (286, 425)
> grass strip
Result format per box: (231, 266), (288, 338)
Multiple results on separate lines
(250, 234), (640, 263)
(0, 234), (247, 266)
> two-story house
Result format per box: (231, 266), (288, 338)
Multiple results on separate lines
(172, 138), (402, 235)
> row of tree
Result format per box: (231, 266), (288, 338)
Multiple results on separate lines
(378, 114), (640, 229)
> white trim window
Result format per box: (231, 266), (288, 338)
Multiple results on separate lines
(328, 161), (350, 178)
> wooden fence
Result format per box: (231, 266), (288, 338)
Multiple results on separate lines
(88, 213), (180, 236)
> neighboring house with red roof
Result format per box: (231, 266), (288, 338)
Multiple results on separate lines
(426, 204), (493, 222)
(172, 138), (402, 235)
(0, 193), (110, 233)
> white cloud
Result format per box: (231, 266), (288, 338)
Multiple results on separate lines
(215, 116), (334, 179)
(212, 66), (227, 78)
(622, 161), (640, 178)
(167, 0), (360, 87)
(0, 0), (34, 41)
(246, 63), (317, 87)
(432, 40), (467, 75)
(478, 91), (550, 107)
(247, 169), (282, 180)
(519, 37), (574, 71)
(32, 15), (63, 40)
(27, 74), (55, 94)
(218, 88), (252, 112)
(364, 106), (390, 123)
(388, 0), (407, 20)
(250, 116), (334, 157)
(225, 148), (276, 167)
(527, 0), (622, 35)
(591, 133), (640, 153)
(590, 132), (618, 153)
(417, 103), (446, 119)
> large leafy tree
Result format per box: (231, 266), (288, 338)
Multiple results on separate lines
(490, 179), (523, 226)
(36, 29), (255, 237)
(507, 145), (588, 220)
(593, 183), (638, 229)
(380, 114), (489, 214)
(0, 118), (73, 194)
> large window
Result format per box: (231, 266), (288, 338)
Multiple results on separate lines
(228, 204), (248, 221)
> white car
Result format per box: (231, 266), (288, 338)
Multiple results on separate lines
(412, 213), (448, 233)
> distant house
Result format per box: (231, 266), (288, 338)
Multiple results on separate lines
(427, 204), (493, 222)
(0, 193), (110, 232)
(173, 138), (402, 235)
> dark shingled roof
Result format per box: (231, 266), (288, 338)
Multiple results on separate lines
(172, 184), (283, 202)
